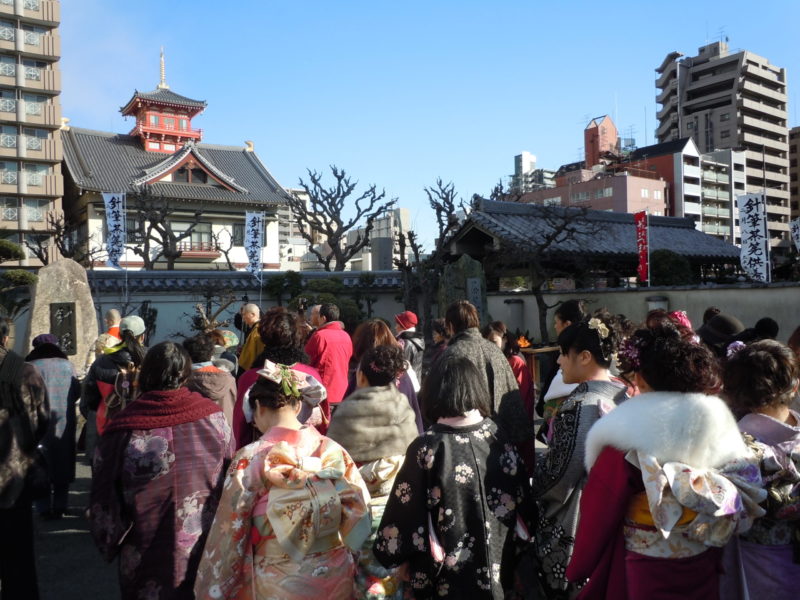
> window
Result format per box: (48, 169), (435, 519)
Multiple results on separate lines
(1, 196), (17, 220)
(594, 187), (612, 199)
(23, 198), (48, 221)
(232, 223), (244, 246)
(174, 221), (212, 249)
(179, 118), (187, 131)
(23, 94), (46, 115)
(24, 232), (49, 258)
(149, 114), (159, 126)
(24, 0), (41, 9)
(720, 112), (730, 121)
(125, 217), (143, 243)
(172, 166), (209, 184)
(22, 59), (45, 81)
(24, 163), (48, 185)
(23, 127), (47, 150)
(21, 24), (46, 46)
(570, 191), (589, 203)
(163, 117), (175, 129)
(0, 54), (15, 77)
(0, 89), (15, 113)
(687, 122), (694, 130)
(0, 124), (15, 148)
(543, 196), (561, 207)
(163, 143), (175, 152)
(0, 160), (17, 183)
(0, 20), (15, 42)
(191, 168), (207, 183)
(654, 190), (662, 200)
(720, 130), (730, 139)
(641, 188), (649, 198)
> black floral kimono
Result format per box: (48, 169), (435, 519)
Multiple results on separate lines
(373, 418), (532, 599)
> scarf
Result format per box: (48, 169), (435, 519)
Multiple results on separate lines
(103, 387), (221, 433)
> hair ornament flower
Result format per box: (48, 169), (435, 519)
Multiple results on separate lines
(726, 340), (747, 359)
(587, 317), (609, 340)
(618, 338), (642, 371)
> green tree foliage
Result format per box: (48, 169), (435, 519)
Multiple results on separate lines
(0, 239), (25, 263)
(650, 249), (694, 286)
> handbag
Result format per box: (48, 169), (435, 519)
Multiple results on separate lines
(26, 445), (50, 500)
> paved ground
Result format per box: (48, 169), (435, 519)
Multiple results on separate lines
(33, 454), (118, 599)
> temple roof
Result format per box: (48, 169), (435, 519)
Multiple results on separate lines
(62, 127), (289, 207)
(449, 199), (740, 262)
(120, 88), (207, 115)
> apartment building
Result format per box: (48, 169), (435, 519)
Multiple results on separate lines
(0, 0), (62, 266)
(790, 126), (799, 221)
(656, 41), (790, 251)
(510, 151), (555, 193)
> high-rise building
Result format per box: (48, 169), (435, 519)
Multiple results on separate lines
(0, 0), (62, 266)
(790, 126), (800, 222)
(510, 151), (555, 193)
(656, 41), (790, 252)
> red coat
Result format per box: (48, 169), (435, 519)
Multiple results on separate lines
(304, 321), (352, 407)
(567, 446), (638, 600)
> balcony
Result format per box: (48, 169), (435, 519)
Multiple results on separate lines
(18, 98), (60, 127)
(131, 121), (203, 141)
(742, 79), (787, 104)
(656, 113), (678, 139)
(16, 65), (60, 92)
(656, 79), (677, 104)
(656, 95), (677, 121)
(743, 63), (784, 86)
(174, 240), (220, 261)
(738, 97), (787, 121)
(0, 0), (59, 25)
(741, 114), (787, 138)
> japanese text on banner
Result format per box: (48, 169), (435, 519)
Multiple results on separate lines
(736, 193), (770, 283)
(634, 210), (649, 283)
(244, 211), (264, 278)
(102, 192), (126, 269)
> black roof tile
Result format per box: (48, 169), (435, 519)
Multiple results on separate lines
(62, 127), (289, 207)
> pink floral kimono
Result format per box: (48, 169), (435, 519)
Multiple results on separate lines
(195, 425), (371, 600)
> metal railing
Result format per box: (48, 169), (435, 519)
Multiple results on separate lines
(175, 240), (217, 252)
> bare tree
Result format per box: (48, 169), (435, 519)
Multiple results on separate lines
(127, 190), (202, 270)
(288, 166), (397, 271)
(211, 227), (237, 271)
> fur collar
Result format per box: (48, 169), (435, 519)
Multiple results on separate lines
(584, 391), (748, 471)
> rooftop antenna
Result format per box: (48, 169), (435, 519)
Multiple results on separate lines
(157, 47), (169, 89)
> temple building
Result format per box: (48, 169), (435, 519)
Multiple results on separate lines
(61, 53), (290, 270)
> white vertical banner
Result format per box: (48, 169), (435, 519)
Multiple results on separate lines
(790, 217), (800, 253)
(736, 193), (771, 283)
(244, 211), (264, 278)
(102, 192), (126, 270)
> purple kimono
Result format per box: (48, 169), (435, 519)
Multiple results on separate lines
(90, 388), (234, 600)
(722, 410), (800, 599)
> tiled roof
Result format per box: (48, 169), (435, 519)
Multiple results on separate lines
(456, 200), (740, 261)
(120, 88), (207, 113)
(62, 127), (289, 207)
(86, 270), (403, 294)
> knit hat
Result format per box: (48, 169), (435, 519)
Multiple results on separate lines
(394, 310), (418, 331)
(696, 313), (744, 347)
(120, 315), (146, 337)
(32, 333), (59, 347)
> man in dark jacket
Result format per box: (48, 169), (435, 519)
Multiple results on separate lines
(394, 310), (425, 376)
(0, 319), (49, 599)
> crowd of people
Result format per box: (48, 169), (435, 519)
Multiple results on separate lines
(0, 297), (798, 599)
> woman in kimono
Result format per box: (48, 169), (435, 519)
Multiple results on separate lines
(25, 334), (80, 519)
(89, 341), (233, 600)
(532, 312), (628, 598)
(721, 340), (800, 599)
(195, 361), (372, 600)
(372, 353), (532, 599)
(327, 344), (420, 599)
(566, 323), (765, 600)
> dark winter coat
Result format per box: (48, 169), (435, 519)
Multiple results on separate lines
(0, 346), (49, 508)
(80, 345), (134, 416)
(440, 328), (533, 444)
(397, 330), (425, 376)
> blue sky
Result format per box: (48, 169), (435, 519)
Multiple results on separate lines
(61, 1), (800, 248)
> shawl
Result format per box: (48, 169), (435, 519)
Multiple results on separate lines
(104, 387), (221, 433)
(327, 385), (419, 463)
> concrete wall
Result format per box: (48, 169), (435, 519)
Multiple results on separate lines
(488, 283), (800, 344)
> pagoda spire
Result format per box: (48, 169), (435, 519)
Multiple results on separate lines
(157, 47), (169, 90)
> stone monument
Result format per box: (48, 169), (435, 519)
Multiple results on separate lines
(26, 259), (99, 375)
(437, 254), (488, 324)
